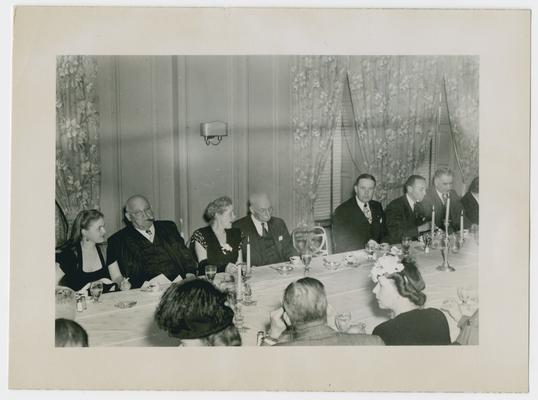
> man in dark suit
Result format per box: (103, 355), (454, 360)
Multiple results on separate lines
(461, 177), (479, 226)
(416, 168), (464, 232)
(264, 277), (384, 346)
(232, 193), (296, 267)
(385, 175), (431, 244)
(332, 174), (385, 253)
(106, 195), (197, 289)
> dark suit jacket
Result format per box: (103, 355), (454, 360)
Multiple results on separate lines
(106, 220), (197, 288)
(275, 320), (384, 346)
(416, 188), (463, 232)
(232, 216), (297, 266)
(332, 197), (385, 253)
(461, 192), (479, 226)
(384, 195), (428, 244)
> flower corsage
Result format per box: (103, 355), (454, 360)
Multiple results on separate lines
(370, 254), (404, 283)
(221, 243), (233, 253)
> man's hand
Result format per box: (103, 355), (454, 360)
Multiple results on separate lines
(418, 221), (431, 232)
(268, 307), (288, 340)
(225, 263), (237, 274)
(119, 277), (131, 291)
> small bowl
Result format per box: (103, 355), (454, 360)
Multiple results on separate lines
(272, 264), (294, 275)
(323, 258), (340, 270)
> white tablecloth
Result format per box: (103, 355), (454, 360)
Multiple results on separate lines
(76, 241), (478, 346)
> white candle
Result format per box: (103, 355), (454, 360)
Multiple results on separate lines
(237, 263), (242, 300)
(445, 197), (450, 227)
(460, 210), (464, 235)
(246, 236), (251, 273)
(431, 205), (435, 236)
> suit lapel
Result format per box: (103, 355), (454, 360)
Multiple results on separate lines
(267, 219), (283, 257)
(353, 198), (370, 225)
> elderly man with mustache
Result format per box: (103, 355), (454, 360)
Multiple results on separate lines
(107, 195), (197, 289)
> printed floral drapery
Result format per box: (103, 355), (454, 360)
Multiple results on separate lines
(443, 56), (479, 188)
(347, 56), (444, 204)
(56, 56), (101, 227)
(292, 56), (348, 226)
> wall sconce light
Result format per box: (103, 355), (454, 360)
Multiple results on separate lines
(200, 121), (228, 146)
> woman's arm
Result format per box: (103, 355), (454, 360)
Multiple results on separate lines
(108, 261), (131, 291)
(55, 262), (65, 285)
(194, 240), (208, 263)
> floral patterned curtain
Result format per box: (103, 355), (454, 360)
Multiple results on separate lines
(443, 56), (479, 188)
(292, 56), (348, 226)
(56, 56), (101, 226)
(347, 56), (444, 205)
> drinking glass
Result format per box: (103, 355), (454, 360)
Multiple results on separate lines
(89, 281), (103, 303)
(205, 265), (217, 282)
(233, 303), (249, 331)
(335, 312), (352, 333)
(238, 262), (251, 281)
(301, 253), (313, 270)
(401, 236), (412, 255)
(242, 282), (256, 306)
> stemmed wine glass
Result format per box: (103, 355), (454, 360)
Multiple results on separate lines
(226, 289), (249, 331)
(301, 251), (313, 271)
(335, 312), (352, 333)
(205, 265), (217, 282)
(89, 281), (103, 303)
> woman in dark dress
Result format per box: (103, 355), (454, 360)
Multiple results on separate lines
(369, 255), (451, 345)
(55, 209), (110, 291)
(190, 196), (243, 275)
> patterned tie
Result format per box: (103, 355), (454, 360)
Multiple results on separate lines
(363, 203), (372, 224)
(262, 223), (269, 237)
(442, 193), (449, 205)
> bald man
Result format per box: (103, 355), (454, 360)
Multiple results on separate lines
(232, 193), (297, 266)
(106, 195), (197, 288)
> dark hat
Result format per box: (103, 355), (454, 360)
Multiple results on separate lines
(174, 305), (234, 340)
(155, 279), (235, 340)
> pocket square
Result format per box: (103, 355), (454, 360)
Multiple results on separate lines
(278, 235), (283, 241)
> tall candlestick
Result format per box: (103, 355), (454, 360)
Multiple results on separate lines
(460, 210), (464, 242)
(246, 236), (251, 274)
(445, 197), (450, 228)
(237, 263), (242, 300)
(431, 205), (435, 237)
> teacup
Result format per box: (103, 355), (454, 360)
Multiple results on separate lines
(289, 256), (301, 265)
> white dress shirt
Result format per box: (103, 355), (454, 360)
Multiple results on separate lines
(250, 215), (268, 237)
(136, 224), (155, 243)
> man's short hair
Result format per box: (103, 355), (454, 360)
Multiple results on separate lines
(354, 173), (377, 187)
(404, 175), (426, 194)
(55, 318), (89, 347)
(283, 277), (328, 325)
(433, 167), (453, 182)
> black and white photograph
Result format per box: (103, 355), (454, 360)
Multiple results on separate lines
(54, 55), (479, 348)
(8, 6), (530, 393)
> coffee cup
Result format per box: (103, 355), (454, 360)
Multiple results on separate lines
(289, 256), (301, 265)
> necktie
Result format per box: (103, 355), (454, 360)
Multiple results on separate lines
(363, 203), (372, 224)
(442, 193), (449, 205)
(146, 229), (153, 239)
(262, 223), (269, 237)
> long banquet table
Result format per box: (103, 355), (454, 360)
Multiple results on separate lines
(76, 240), (478, 346)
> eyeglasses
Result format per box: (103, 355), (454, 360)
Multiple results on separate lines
(128, 208), (153, 218)
(254, 206), (273, 215)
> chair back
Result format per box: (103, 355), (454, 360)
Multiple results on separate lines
(292, 225), (329, 257)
